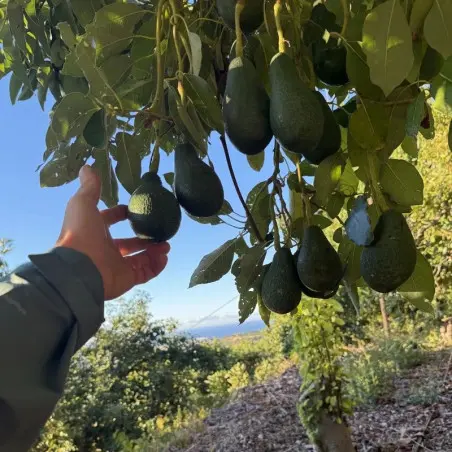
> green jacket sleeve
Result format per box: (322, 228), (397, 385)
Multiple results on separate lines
(0, 247), (104, 452)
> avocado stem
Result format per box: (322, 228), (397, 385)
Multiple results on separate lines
(274, 0), (285, 53)
(169, 0), (184, 80)
(339, 0), (349, 37)
(234, 0), (245, 58)
(219, 135), (264, 243)
(296, 161), (312, 226)
(149, 0), (166, 112)
(270, 192), (281, 250)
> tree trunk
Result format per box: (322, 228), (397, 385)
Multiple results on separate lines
(313, 414), (355, 452)
(379, 295), (390, 338)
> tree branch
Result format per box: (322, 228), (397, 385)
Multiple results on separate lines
(220, 135), (264, 243)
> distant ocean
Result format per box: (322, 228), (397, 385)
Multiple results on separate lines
(181, 319), (266, 339)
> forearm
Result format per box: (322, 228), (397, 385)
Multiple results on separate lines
(0, 248), (104, 451)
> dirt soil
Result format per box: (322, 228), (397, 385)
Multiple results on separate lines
(170, 350), (452, 452)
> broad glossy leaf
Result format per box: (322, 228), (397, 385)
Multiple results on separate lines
(337, 161), (359, 196)
(258, 290), (271, 327)
(83, 109), (107, 149)
(100, 55), (132, 88)
(164, 172), (174, 186)
(40, 139), (90, 188)
(380, 159), (424, 206)
(56, 22), (76, 48)
(92, 149), (119, 207)
(115, 132), (142, 195)
(51, 92), (100, 141)
(182, 74), (224, 134)
(235, 244), (266, 293)
(239, 288), (258, 324)
(431, 63), (452, 115)
(338, 236), (362, 284)
(326, 192), (345, 218)
(424, 0), (452, 58)
(362, 0), (414, 96)
(312, 215), (333, 229)
(344, 196), (374, 246)
(406, 91), (425, 137)
(246, 181), (271, 244)
(188, 31), (202, 76)
(130, 20), (157, 80)
(189, 239), (237, 287)
(7, 1), (27, 54)
(9, 73), (22, 104)
(349, 105), (384, 150)
(401, 135), (419, 157)
(314, 153), (345, 205)
(247, 152), (265, 172)
(71, 0), (103, 26)
(187, 213), (222, 225)
(398, 252), (435, 312)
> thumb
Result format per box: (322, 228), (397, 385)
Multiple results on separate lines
(75, 165), (101, 203)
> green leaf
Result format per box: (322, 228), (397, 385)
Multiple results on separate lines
(312, 215), (333, 229)
(314, 153), (345, 205)
(235, 244), (266, 294)
(239, 288), (258, 324)
(71, 0), (103, 27)
(338, 237), (362, 284)
(346, 42), (384, 99)
(130, 20), (156, 80)
(187, 213), (222, 225)
(57, 22), (76, 48)
(325, 192), (345, 218)
(188, 31), (203, 76)
(189, 239), (237, 288)
(424, 0), (452, 59)
(182, 74), (224, 134)
(362, 0), (414, 96)
(164, 172), (174, 186)
(258, 291), (271, 327)
(92, 149), (119, 207)
(40, 139), (90, 188)
(349, 105), (384, 150)
(401, 135), (419, 157)
(380, 159), (424, 206)
(431, 63), (452, 115)
(7, 1), (27, 54)
(398, 252), (435, 312)
(344, 196), (374, 246)
(9, 72), (22, 104)
(115, 132), (142, 195)
(85, 3), (147, 62)
(246, 181), (271, 244)
(247, 152), (265, 172)
(337, 160), (359, 196)
(51, 92), (100, 141)
(83, 109), (107, 149)
(406, 91), (425, 137)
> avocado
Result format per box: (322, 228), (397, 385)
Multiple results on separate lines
(223, 56), (273, 155)
(174, 143), (224, 217)
(313, 40), (349, 86)
(216, 0), (264, 34)
(360, 210), (416, 293)
(128, 172), (182, 242)
(261, 247), (302, 314)
(296, 225), (343, 293)
(304, 92), (341, 164)
(269, 52), (324, 156)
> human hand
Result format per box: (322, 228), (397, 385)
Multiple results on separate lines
(56, 165), (170, 300)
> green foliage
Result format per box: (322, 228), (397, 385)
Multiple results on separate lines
(0, 239), (12, 278)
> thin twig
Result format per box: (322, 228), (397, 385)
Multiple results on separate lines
(220, 135), (264, 243)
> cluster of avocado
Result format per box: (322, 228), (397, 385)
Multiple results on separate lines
(262, 225), (343, 314)
(220, 0), (344, 162)
(127, 143), (224, 242)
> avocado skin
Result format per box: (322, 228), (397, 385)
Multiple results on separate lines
(261, 248), (302, 314)
(297, 225), (343, 293)
(128, 173), (182, 242)
(269, 52), (324, 156)
(174, 143), (224, 217)
(216, 0), (264, 34)
(313, 41), (349, 86)
(361, 210), (417, 293)
(223, 56), (273, 155)
(304, 92), (341, 164)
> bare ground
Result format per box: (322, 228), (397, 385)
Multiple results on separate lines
(169, 350), (452, 452)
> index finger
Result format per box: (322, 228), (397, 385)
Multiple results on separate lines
(101, 204), (128, 226)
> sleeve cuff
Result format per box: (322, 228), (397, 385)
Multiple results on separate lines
(28, 247), (105, 350)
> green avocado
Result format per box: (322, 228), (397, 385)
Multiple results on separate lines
(361, 210), (417, 293)
(313, 40), (349, 86)
(223, 56), (273, 155)
(216, 0), (264, 34)
(261, 247), (302, 314)
(303, 92), (341, 164)
(269, 52), (324, 156)
(128, 173), (182, 242)
(174, 143), (224, 217)
(296, 225), (343, 293)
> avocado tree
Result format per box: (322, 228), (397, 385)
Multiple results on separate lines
(1, 0), (451, 450)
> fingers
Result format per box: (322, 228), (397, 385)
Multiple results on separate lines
(101, 204), (128, 226)
(115, 238), (170, 256)
(74, 165), (101, 203)
(126, 249), (169, 284)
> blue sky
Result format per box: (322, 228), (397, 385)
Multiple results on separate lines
(0, 84), (275, 324)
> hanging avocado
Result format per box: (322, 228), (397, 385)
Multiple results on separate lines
(216, 0), (264, 34)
